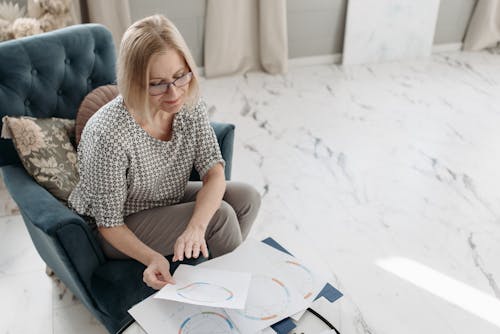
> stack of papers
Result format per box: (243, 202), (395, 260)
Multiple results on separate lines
(129, 239), (330, 334)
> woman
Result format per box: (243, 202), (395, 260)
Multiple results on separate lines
(68, 14), (261, 290)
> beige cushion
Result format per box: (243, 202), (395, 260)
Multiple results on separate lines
(76, 85), (119, 145)
(1, 116), (78, 201)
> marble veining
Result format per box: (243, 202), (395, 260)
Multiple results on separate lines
(201, 46), (500, 333)
(1, 47), (500, 333)
(468, 233), (500, 299)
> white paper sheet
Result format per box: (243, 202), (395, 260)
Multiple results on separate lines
(199, 239), (329, 334)
(154, 265), (251, 309)
(129, 239), (330, 334)
(291, 310), (306, 321)
(129, 294), (241, 334)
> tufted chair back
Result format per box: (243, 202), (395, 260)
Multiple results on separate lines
(0, 24), (116, 166)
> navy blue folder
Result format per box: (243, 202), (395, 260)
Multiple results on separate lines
(261, 237), (343, 334)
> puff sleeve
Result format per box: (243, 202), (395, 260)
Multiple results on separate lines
(69, 126), (128, 228)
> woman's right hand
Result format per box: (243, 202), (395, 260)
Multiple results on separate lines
(143, 253), (176, 290)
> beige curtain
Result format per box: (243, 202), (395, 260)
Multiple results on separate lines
(463, 0), (500, 51)
(68, 0), (82, 25)
(82, 0), (131, 50)
(204, 0), (288, 78)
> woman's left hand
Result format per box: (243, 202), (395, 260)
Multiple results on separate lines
(173, 224), (209, 261)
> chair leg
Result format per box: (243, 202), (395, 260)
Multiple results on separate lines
(45, 265), (78, 302)
(45, 265), (55, 277)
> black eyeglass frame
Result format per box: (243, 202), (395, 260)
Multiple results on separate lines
(148, 72), (193, 96)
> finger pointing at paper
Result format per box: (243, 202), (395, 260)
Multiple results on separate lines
(173, 223), (209, 262)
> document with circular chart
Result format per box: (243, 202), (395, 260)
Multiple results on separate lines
(154, 265), (251, 310)
(128, 239), (331, 334)
(129, 296), (241, 334)
(199, 239), (330, 334)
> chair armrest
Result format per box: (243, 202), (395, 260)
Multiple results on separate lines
(1, 164), (86, 235)
(211, 122), (235, 180)
(1, 164), (104, 264)
(189, 122), (235, 181)
(1, 164), (105, 296)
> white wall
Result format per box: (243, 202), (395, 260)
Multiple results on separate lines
(129, 0), (206, 66)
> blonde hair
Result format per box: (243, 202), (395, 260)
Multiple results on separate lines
(117, 14), (200, 116)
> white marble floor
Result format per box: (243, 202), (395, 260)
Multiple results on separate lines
(2, 47), (500, 333)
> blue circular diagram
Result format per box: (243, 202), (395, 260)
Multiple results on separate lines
(178, 311), (235, 334)
(176, 282), (234, 303)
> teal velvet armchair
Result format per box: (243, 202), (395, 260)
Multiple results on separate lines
(0, 24), (234, 333)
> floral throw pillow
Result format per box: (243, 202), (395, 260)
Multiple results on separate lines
(1, 116), (79, 202)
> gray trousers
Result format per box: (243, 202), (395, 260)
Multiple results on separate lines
(100, 181), (261, 259)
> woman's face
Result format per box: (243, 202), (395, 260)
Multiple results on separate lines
(147, 49), (190, 115)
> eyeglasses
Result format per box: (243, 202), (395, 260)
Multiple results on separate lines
(148, 72), (193, 96)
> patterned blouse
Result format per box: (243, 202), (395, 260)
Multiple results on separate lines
(68, 95), (224, 228)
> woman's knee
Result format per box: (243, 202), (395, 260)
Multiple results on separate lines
(245, 184), (262, 212)
(225, 182), (262, 216)
(219, 200), (237, 216)
(206, 201), (243, 257)
(208, 201), (240, 234)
